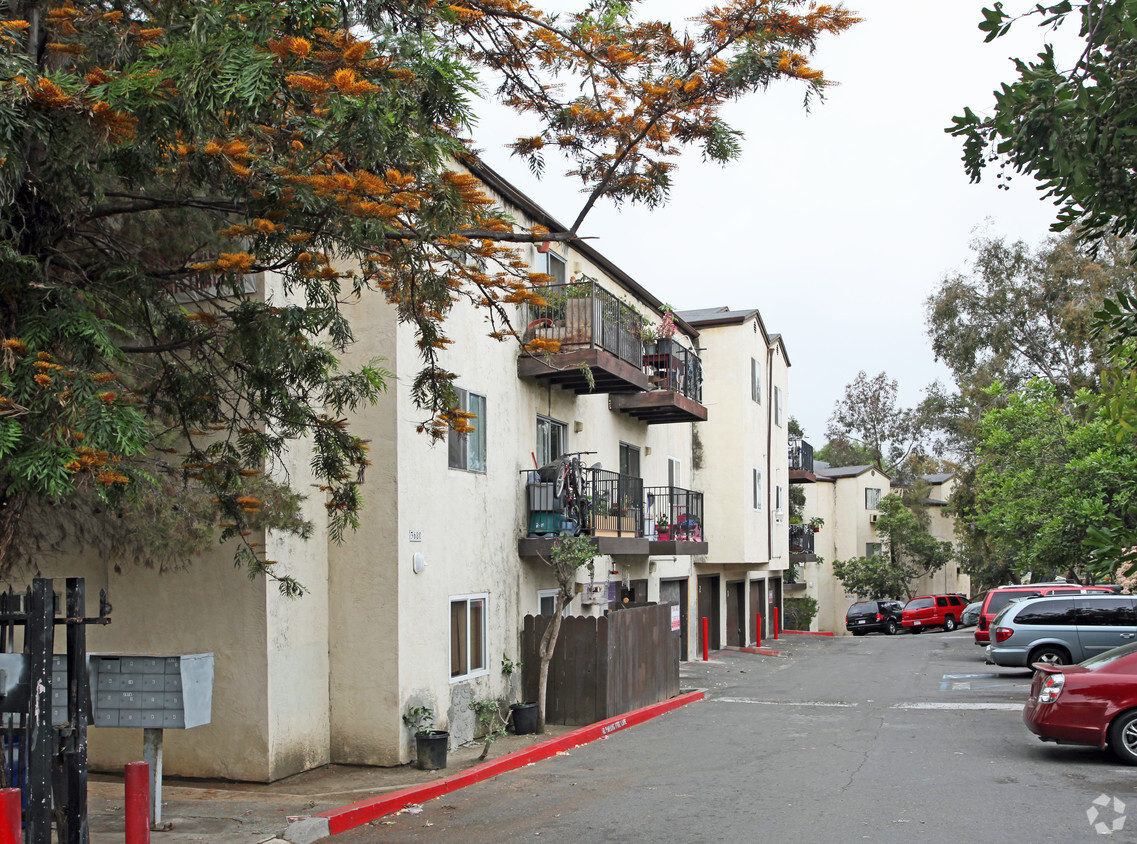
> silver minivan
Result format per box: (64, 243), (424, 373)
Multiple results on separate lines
(986, 593), (1135, 667)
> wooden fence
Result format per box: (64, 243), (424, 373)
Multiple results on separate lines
(521, 603), (680, 725)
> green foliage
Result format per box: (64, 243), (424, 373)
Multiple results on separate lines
(824, 371), (921, 475)
(782, 596), (819, 631)
(402, 706), (435, 736)
(468, 698), (508, 760)
(832, 556), (906, 602)
(949, 2), (1137, 248)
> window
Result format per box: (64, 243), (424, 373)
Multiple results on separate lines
(866, 542), (882, 557)
(668, 457), (681, 489)
(539, 589), (572, 617)
(865, 488), (881, 510)
(775, 484), (784, 523)
(536, 247), (566, 285)
(1075, 597), (1137, 626)
(450, 594), (487, 679)
(774, 386), (783, 427)
(619, 443), (641, 478)
(1015, 598), (1077, 626)
(448, 388), (486, 472)
(536, 415), (566, 467)
(753, 468), (762, 510)
(751, 358), (762, 404)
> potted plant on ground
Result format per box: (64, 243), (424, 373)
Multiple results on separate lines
(502, 654), (539, 735)
(403, 706), (448, 770)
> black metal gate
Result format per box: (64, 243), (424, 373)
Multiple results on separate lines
(0, 578), (109, 844)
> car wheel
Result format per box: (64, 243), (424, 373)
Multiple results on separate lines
(1109, 710), (1137, 765)
(885, 619), (898, 636)
(944, 616), (957, 632)
(1029, 646), (1070, 667)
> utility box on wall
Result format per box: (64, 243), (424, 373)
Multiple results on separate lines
(90, 653), (214, 729)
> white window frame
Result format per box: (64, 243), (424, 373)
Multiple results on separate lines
(535, 247), (567, 285)
(774, 386), (783, 427)
(450, 593), (489, 682)
(866, 542), (882, 557)
(538, 588), (573, 617)
(668, 457), (682, 489)
(751, 358), (762, 404)
(775, 484), (785, 523)
(448, 388), (487, 473)
(753, 468), (762, 511)
(865, 487), (881, 510)
(536, 414), (566, 467)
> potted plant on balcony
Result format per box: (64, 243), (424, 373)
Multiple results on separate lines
(654, 513), (670, 540)
(403, 706), (448, 770)
(809, 516), (825, 532)
(644, 309), (678, 357)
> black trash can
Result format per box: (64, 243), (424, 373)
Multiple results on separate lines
(415, 730), (449, 770)
(510, 702), (539, 735)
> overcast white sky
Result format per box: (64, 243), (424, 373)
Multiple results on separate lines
(468, 0), (1070, 442)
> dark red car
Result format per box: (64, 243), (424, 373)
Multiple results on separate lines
(1023, 640), (1137, 764)
(901, 594), (967, 633)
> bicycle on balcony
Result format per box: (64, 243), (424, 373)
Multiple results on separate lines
(539, 451), (598, 535)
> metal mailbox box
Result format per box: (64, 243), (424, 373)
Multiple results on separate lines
(89, 653), (213, 729)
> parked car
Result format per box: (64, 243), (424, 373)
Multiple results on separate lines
(973, 583), (1115, 646)
(986, 594), (1137, 667)
(845, 600), (904, 636)
(1023, 640), (1137, 764)
(902, 594), (968, 633)
(960, 600), (982, 628)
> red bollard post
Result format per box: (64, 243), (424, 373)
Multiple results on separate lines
(774, 607), (780, 640)
(756, 613), (762, 648)
(125, 761), (151, 844)
(0, 788), (19, 844)
(702, 616), (709, 661)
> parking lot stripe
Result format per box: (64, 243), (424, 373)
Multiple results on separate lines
(892, 702), (1023, 710)
(713, 697), (856, 707)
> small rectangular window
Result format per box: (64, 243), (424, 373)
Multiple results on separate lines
(753, 468), (762, 511)
(865, 488), (881, 510)
(668, 457), (681, 489)
(539, 588), (572, 617)
(450, 594), (488, 680)
(619, 443), (641, 478)
(775, 484), (784, 522)
(751, 358), (762, 404)
(548, 251), (566, 285)
(536, 415), (566, 467)
(448, 388), (487, 473)
(774, 386), (783, 427)
(866, 542), (882, 557)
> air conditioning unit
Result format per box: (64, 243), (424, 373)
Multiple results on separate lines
(870, 513), (879, 524)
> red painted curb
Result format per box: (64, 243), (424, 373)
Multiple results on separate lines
(782, 629), (835, 637)
(738, 647), (781, 656)
(318, 690), (705, 835)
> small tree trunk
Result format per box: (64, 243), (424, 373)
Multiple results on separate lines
(535, 591), (567, 734)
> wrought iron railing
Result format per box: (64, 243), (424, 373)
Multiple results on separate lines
(642, 340), (703, 404)
(789, 523), (815, 555)
(643, 486), (704, 541)
(789, 436), (814, 472)
(523, 464), (644, 538)
(521, 279), (645, 367)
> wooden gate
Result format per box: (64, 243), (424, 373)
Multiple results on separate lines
(521, 603), (679, 726)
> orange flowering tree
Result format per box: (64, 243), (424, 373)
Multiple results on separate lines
(0, 0), (855, 587)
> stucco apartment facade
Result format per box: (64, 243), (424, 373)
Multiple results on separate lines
(789, 458), (969, 635)
(19, 161), (791, 782)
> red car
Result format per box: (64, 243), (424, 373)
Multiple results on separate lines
(1023, 640), (1137, 764)
(901, 594), (968, 633)
(974, 583), (1115, 645)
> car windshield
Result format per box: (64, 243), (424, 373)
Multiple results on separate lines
(906, 598), (934, 610)
(1082, 641), (1137, 671)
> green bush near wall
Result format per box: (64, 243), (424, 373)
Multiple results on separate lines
(783, 596), (819, 631)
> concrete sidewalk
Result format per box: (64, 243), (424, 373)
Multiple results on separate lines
(85, 686), (713, 843)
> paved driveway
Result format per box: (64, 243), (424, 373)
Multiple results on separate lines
(334, 631), (1133, 842)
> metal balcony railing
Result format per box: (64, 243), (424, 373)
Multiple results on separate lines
(521, 279), (644, 368)
(642, 340), (703, 404)
(522, 464), (644, 538)
(789, 436), (814, 473)
(643, 486), (704, 541)
(789, 523), (815, 555)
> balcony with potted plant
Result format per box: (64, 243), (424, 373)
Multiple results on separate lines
(609, 309), (708, 424)
(644, 485), (708, 554)
(517, 276), (650, 394)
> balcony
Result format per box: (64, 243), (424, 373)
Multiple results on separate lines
(517, 280), (650, 394)
(789, 436), (818, 482)
(644, 485), (708, 555)
(517, 465), (649, 557)
(516, 467), (708, 557)
(789, 523), (817, 562)
(609, 340), (708, 424)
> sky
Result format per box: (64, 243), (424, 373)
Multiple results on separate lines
(467, 0), (1072, 442)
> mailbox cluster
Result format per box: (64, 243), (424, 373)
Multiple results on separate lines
(90, 653), (213, 730)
